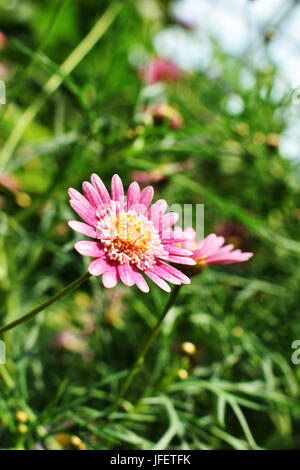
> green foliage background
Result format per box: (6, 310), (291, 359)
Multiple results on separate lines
(0, 0), (300, 450)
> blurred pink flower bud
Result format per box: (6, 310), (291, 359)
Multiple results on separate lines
(0, 31), (7, 50)
(0, 174), (21, 192)
(139, 58), (181, 85)
(142, 103), (184, 130)
(54, 330), (92, 360)
(131, 160), (194, 187)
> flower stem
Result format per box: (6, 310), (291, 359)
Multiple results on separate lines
(111, 284), (181, 413)
(0, 272), (91, 334)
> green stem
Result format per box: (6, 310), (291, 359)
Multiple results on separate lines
(0, 272), (91, 334)
(111, 285), (181, 413)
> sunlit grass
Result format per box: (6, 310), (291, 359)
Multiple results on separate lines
(0, 0), (300, 450)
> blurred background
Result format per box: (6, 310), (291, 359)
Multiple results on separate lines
(1, 0), (300, 450)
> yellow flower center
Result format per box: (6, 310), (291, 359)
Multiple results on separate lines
(96, 208), (166, 269)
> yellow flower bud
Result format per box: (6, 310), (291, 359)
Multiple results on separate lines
(177, 369), (188, 380)
(15, 411), (28, 424)
(181, 341), (196, 355)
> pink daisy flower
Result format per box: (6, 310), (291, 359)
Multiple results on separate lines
(68, 174), (195, 293)
(174, 227), (253, 271)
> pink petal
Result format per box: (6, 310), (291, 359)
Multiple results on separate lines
(193, 249), (203, 260)
(68, 189), (97, 222)
(207, 251), (253, 265)
(144, 270), (171, 292)
(127, 182), (140, 211)
(160, 229), (177, 245)
(102, 266), (119, 288)
(182, 227), (196, 240)
(151, 265), (181, 285)
(111, 174), (124, 207)
(173, 227), (195, 247)
(118, 263), (135, 287)
(160, 213), (179, 233)
(68, 221), (98, 238)
(68, 188), (88, 205)
(69, 195), (94, 214)
(198, 234), (225, 254)
(194, 232), (253, 266)
(157, 261), (190, 284)
(91, 173), (111, 205)
(212, 244), (234, 255)
(88, 258), (109, 276)
(163, 245), (193, 256)
(196, 234), (213, 252)
(167, 255), (196, 265)
(70, 199), (97, 226)
(139, 186), (154, 211)
(206, 258), (235, 265)
(82, 181), (102, 208)
(130, 203), (149, 215)
(148, 199), (168, 231)
(209, 236), (225, 252)
(75, 241), (105, 257)
(158, 252), (173, 261)
(240, 252), (253, 261)
(132, 268), (149, 293)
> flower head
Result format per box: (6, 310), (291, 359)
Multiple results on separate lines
(68, 174), (195, 292)
(139, 58), (181, 85)
(175, 227), (253, 274)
